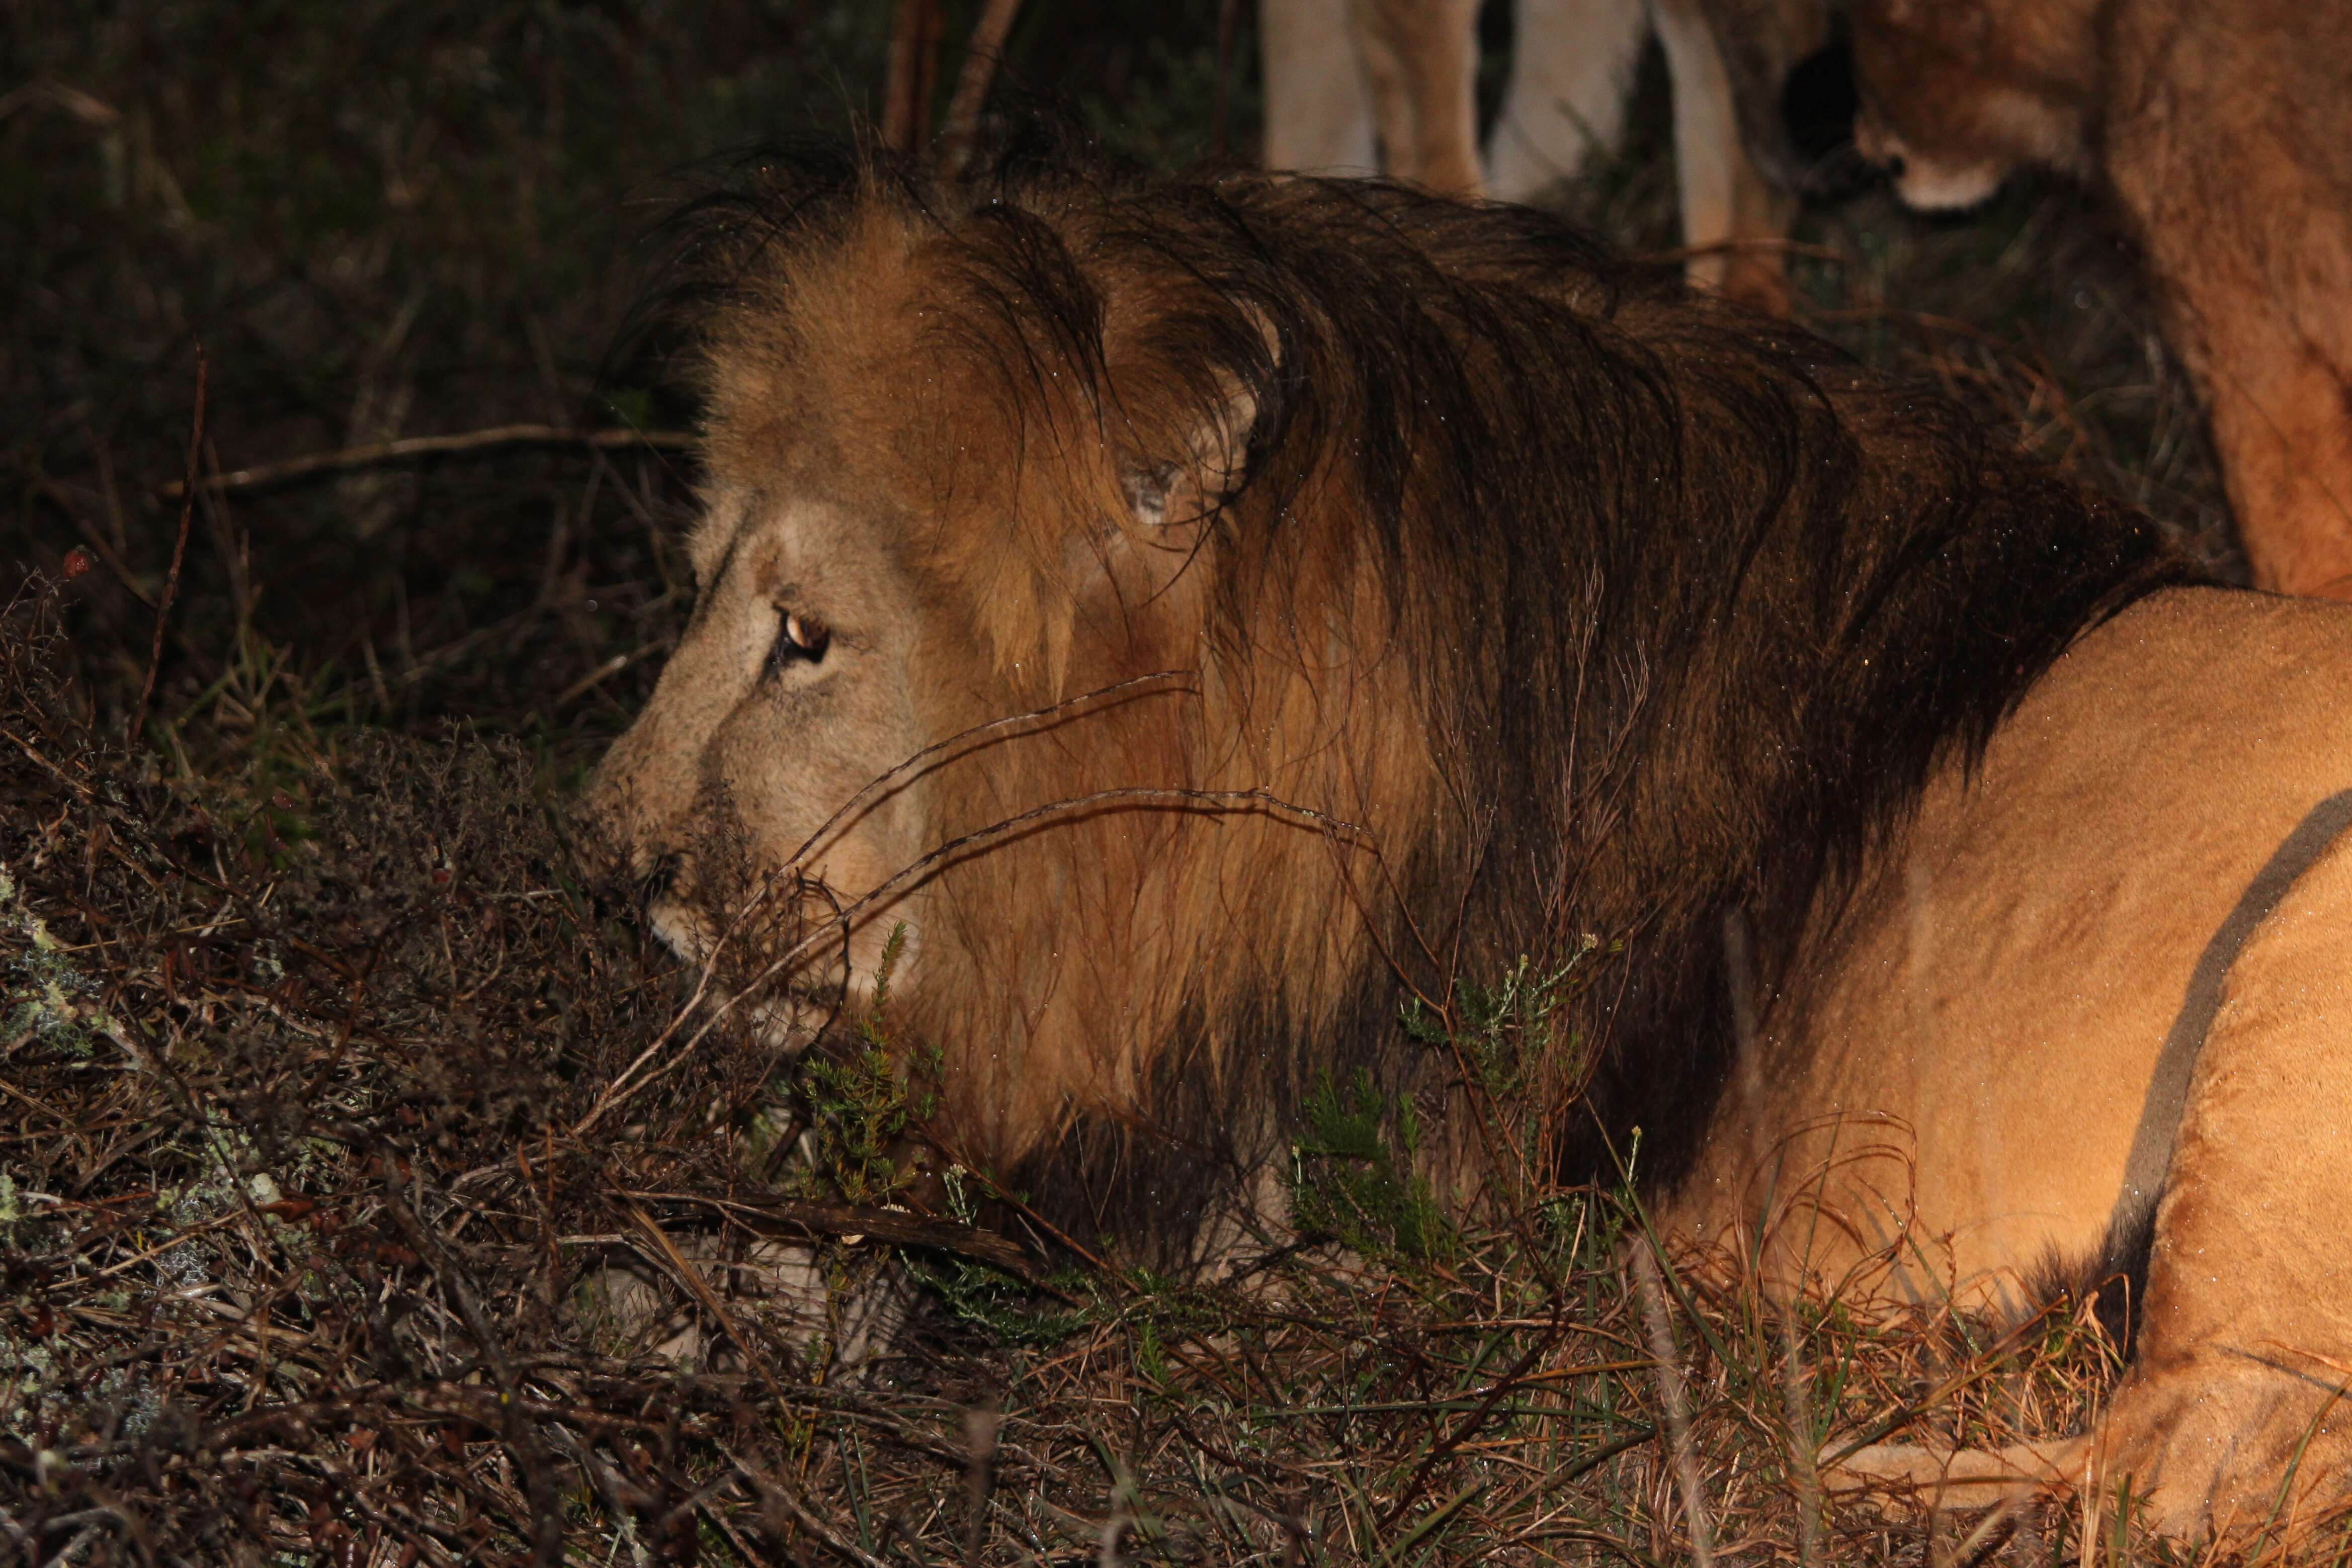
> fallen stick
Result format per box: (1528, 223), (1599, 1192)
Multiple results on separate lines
(156, 424), (693, 498)
(616, 1188), (1043, 1281)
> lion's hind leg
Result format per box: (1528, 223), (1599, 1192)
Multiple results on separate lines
(2072, 821), (2352, 1538)
(1837, 825), (2352, 1540)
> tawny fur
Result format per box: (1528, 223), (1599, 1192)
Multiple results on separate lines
(1849, 0), (2352, 599)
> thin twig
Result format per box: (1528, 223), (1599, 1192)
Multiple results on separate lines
(156, 424), (691, 499)
(1633, 1244), (1715, 1567)
(937, 0), (1024, 178)
(586, 783), (1372, 1136)
(1782, 1304), (1824, 1568)
(549, 641), (666, 711)
(724, 1445), (895, 1568)
(622, 1200), (790, 1407)
(784, 669), (1196, 876)
(30, 479), (155, 609)
(377, 1157), (565, 1565)
(134, 348), (205, 742)
(578, 673), (1218, 1139)
(1818, 1296), (2070, 1469)
(619, 1189), (1037, 1280)
(1373, 1312), (1572, 1532)
(570, 868), (797, 1137)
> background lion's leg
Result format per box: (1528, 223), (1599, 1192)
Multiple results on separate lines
(1648, 0), (1792, 312)
(2182, 313), (2352, 599)
(1347, 0), (1487, 195)
(2082, 826), (2352, 1536)
(1487, 0), (1651, 203)
(1261, 0), (1380, 175)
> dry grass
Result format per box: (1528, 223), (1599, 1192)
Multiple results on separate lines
(8, 574), (2350, 1564)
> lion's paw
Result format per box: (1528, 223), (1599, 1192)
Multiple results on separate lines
(1824, 1357), (2352, 1541)
(2083, 1357), (2352, 1539)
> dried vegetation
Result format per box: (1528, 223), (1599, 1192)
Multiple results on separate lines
(10, 586), (2344, 1563)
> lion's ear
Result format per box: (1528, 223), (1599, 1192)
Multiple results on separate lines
(1119, 376), (1261, 536)
(1050, 322), (1286, 674)
(1060, 395), (1253, 650)
(1067, 455), (1220, 623)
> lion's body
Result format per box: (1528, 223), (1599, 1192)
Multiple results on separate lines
(1672, 586), (2352, 1532)
(590, 156), (2343, 1536)
(1850, 0), (2352, 599)
(1676, 588), (2352, 1294)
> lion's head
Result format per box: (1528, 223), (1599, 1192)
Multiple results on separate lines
(1848, 0), (2099, 211)
(586, 149), (2184, 1261)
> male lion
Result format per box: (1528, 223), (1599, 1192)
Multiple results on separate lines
(1845, 0), (2352, 599)
(587, 150), (2352, 1537)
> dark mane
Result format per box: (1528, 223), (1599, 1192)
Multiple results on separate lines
(674, 135), (2201, 1258)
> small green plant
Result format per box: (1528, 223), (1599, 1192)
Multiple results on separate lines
(790, 924), (934, 1207)
(904, 1164), (1091, 1346)
(1289, 1067), (1452, 1261)
(1404, 942), (1605, 1200)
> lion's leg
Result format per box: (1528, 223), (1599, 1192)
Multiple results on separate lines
(2064, 829), (2352, 1537)
(1347, 0), (1487, 195)
(1827, 822), (2352, 1539)
(1261, 0), (1380, 175)
(1648, 0), (1793, 312)
(1486, 0), (1650, 202)
(1719, 129), (1796, 314)
(1829, 1437), (2089, 1515)
(2187, 323), (2352, 600)
(1849, 828), (2352, 1535)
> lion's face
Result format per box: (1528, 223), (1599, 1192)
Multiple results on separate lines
(1849, 0), (2094, 212)
(585, 481), (934, 995)
(575, 202), (1387, 1167)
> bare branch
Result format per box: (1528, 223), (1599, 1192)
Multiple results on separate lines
(135, 347), (204, 740)
(156, 424), (692, 499)
(937, 0), (1025, 178)
(784, 668), (1198, 875)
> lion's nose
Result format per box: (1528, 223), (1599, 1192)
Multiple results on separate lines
(641, 850), (683, 907)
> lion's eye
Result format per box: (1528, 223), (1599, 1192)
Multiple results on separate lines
(766, 611), (831, 677)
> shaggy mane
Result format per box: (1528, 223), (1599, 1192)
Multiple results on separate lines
(663, 130), (2200, 1258)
